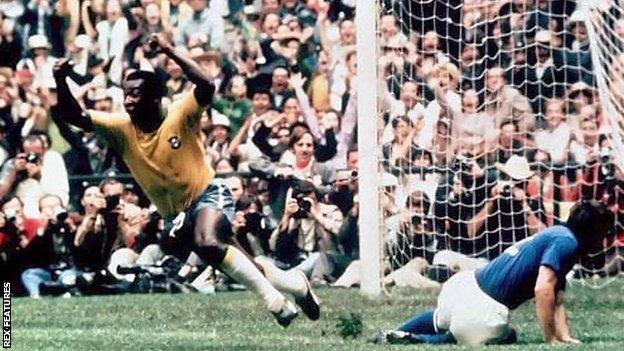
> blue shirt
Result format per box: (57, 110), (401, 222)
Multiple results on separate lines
(475, 226), (579, 310)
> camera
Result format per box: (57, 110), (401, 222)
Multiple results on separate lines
(293, 192), (311, 219)
(26, 152), (39, 164)
(244, 212), (265, 231)
(99, 194), (121, 214)
(410, 215), (432, 230)
(411, 215), (422, 226)
(455, 154), (474, 172)
(599, 147), (612, 164)
(530, 162), (549, 174)
(54, 208), (68, 222)
(598, 147), (615, 179)
(499, 181), (513, 197)
(4, 208), (17, 223)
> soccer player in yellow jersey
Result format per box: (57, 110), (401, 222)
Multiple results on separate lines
(51, 33), (319, 327)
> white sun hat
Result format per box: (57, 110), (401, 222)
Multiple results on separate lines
(495, 155), (534, 180)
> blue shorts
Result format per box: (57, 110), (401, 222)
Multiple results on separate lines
(189, 178), (235, 224)
(163, 179), (235, 244)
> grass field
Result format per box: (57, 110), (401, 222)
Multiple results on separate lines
(10, 280), (624, 351)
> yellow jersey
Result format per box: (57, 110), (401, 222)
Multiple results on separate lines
(89, 90), (214, 218)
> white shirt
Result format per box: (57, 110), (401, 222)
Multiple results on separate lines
(535, 58), (553, 80)
(419, 91), (461, 148)
(96, 18), (128, 84)
(381, 99), (425, 145)
(569, 140), (599, 166)
(41, 150), (70, 206)
(176, 8), (224, 51)
(535, 123), (571, 164)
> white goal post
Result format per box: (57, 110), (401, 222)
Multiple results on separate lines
(357, 0), (382, 296)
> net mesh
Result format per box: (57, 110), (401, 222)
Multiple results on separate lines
(376, 0), (624, 289)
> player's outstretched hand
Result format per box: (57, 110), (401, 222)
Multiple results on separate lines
(53, 58), (73, 80)
(149, 32), (172, 52)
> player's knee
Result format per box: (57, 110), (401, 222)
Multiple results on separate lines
(194, 239), (228, 266)
(194, 228), (219, 247)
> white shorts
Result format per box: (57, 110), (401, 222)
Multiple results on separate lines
(434, 271), (512, 345)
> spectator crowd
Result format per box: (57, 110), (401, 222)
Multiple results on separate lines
(0, 0), (623, 296)
(373, 0), (624, 288)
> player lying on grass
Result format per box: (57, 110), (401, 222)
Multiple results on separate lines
(51, 32), (319, 327)
(372, 199), (614, 345)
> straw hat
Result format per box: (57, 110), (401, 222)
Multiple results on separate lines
(189, 48), (222, 66)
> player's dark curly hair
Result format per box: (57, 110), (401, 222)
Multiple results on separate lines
(125, 70), (165, 101)
(566, 200), (615, 253)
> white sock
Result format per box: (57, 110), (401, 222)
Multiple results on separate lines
(219, 246), (284, 313)
(255, 256), (308, 298)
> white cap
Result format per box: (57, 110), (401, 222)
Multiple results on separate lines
(212, 110), (231, 128)
(495, 155), (534, 180)
(28, 35), (51, 50)
(568, 10), (587, 24)
(74, 34), (91, 50)
(381, 172), (398, 187)
(535, 30), (551, 43)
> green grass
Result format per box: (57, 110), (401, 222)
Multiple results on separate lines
(10, 281), (624, 350)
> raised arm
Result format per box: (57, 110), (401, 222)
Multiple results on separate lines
(81, 0), (97, 39)
(316, 1), (331, 53)
(289, 73), (322, 138)
(149, 33), (215, 107)
(67, 0), (81, 44)
(51, 59), (94, 131)
(336, 91), (357, 146)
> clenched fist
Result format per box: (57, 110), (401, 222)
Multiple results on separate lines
(53, 58), (74, 80)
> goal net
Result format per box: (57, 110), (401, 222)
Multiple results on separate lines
(366, 0), (624, 291)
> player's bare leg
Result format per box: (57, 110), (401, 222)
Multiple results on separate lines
(192, 207), (298, 327)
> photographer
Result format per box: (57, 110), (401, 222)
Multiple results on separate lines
(232, 195), (273, 257)
(0, 134), (70, 216)
(73, 185), (111, 271)
(0, 197), (34, 295)
(249, 130), (336, 217)
(466, 155), (547, 259)
(75, 184), (164, 287)
(327, 168), (358, 216)
(19, 194), (81, 298)
(270, 180), (343, 278)
(434, 137), (496, 257)
(382, 190), (442, 288)
(334, 191), (438, 289)
(573, 122), (624, 200)
(570, 117), (600, 167)
(386, 191), (437, 267)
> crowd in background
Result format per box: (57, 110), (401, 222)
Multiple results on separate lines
(376, 0), (624, 287)
(0, 0), (359, 296)
(1, 0), (624, 296)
